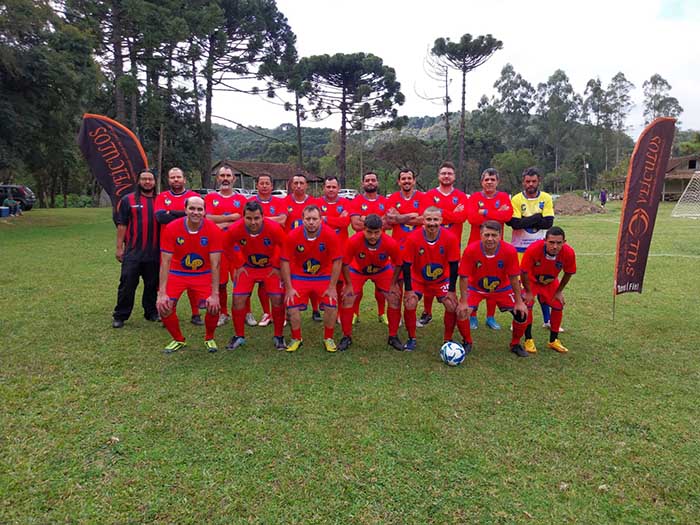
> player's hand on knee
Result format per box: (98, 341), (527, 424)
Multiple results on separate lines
(206, 295), (220, 316)
(404, 291), (418, 310)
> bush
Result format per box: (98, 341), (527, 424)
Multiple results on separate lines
(65, 194), (94, 208)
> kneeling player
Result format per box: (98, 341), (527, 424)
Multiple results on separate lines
(157, 196), (222, 353)
(456, 220), (529, 357)
(223, 201), (287, 350)
(338, 214), (403, 351)
(520, 226), (576, 353)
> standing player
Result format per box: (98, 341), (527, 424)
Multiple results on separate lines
(508, 167), (556, 329)
(338, 214), (403, 351)
(465, 168), (513, 330)
(385, 168), (427, 244)
(422, 161), (469, 327)
(401, 207), (460, 351)
(280, 205), (342, 353)
(204, 165), (247, 327)
(154, 167), (201, 325)
(156, 196), (222, 354)
(319, 176), (351, 305)
(520, 226), (576, 354)
(456, 220), (529, 358)
(223, 201), (288, 350)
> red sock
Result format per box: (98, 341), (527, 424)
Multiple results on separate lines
(187, 289), (199, 316)
(272, 305), (285, 337)
(353, 291), (363, 315)
(375, 289), (386, 316)
(511, 320), (527, 345)
(405, 309), (417, 338)
(424, 294), (434, 315)
(162, 312), (184, 341)
(219, 284), (228, 316)
(550, 308), (563, 333)
(486, 299), (496, 317)
(233, 308), (246, 337)
(444, 311), (456, 341)
(387, 306), (401, 337)
(341, 306), (354, 337)
(204, 312), (218, 340)
(257, 286), (270, 315)
(324, 325), (335, 339)
(457, 318), (472, 343)
(291, 327), (302, 340)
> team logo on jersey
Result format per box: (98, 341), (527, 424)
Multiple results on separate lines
(263, 237), (271, 247)
(296, 244), (305, 252)
(413, 200), (420, 209)
(433, 196), (440, 203)
(292, 219), (303, 229)
(379, 253), (387, 261)
(212, 199), (220, 207)
(165, 198), (172, 206)
(379, 203), (385, 211)
(418, 247), (425, 255)
(495, 200), (501, 208)
(534, 260), (541, 267)
(270, 206), (276, 215)
(321, 205), (328, 212)
(539, 202), (545, 210)
(422, 263), (444, 281)
(176, 236), (185, 245)
(361, 203), (368, 211)
(497, 260), (504, 269)
(182, 253), (205, 271)
(249, 254), (269, 267)
(239, 238), (247, 246)
(396, 202), (402, 209)
(338, 205), (344, 213)
(537, 274), (555, 285)
(521, 204), (527, 212)
(287, 206), (293, 213)
(200, 237), (208, 246)
(475, 261), (482, 269)
(478, 200), (484, 208)
(358, 252), (366, 259)
(319, 243), (326, 252)
(303, 258), (321, 274)
(439, 246), (445, 255)
(479, 276), (501, 292)
(555, 261), (563, 270)
(364, 264), (381, 274)
(234, 200), (241, 208)
(452, 197), (458, 205)
(401, 224), (414, 232)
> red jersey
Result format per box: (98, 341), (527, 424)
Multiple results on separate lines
(161, 217), (223, 276)
(284, 194), (319, 231)
(386, 190), (427, 242)
(224, 218), (286, 270)
(458, 240), (520, 294)
(344, 231), (401, 276)
(466, 191), (513, 245)
(281, 224), (341, 280)
(521, 240), (577, 287)
(403, 227), (460, 285)
(155, 189), (199, 214)
(249, 195), (285, 218)
(319, 197), (351, 244)
(348, 193), (387, 221)
(425, 188), (469, 245)
(204, 191), (247, 227)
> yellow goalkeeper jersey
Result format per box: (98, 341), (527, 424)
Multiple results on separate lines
(510, 191), (554, 253)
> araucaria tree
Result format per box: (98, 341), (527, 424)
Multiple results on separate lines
(431, 33), (502, 189)
(642, 73), (683, 125)
(298, 52), (404, 186)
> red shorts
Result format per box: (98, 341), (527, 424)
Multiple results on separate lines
(219, 255), (237, 285)
(234, 266), (284, 295)
(167, 273), (212, 308)
(467, 289), (516, 312)
(349, 268), (393, 295)
(530, 284), (563, 310)
(287, 278), (337, 310)
(412, 279), (449, 301)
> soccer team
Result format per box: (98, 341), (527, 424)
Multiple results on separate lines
(114, 162), (576, 358)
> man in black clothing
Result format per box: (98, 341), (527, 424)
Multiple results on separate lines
(112, 170), (160, 328)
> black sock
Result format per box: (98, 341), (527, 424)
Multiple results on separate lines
(525, 324), (532, 339)
(550, 331), (558, 343)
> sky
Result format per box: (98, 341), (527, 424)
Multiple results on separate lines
(212, 0), (700, 141)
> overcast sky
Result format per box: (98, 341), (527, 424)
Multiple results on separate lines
(212, 0), (699, 140)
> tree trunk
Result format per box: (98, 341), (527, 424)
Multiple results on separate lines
(201, 35), (216, 188)
(111, 0), (126, 123)
(129, 38), (139, 133)
(459, 68), (466, 190)
(338, 89), (348, 187)
(444, 67), (451, 161)
(295, 93), (303, 170)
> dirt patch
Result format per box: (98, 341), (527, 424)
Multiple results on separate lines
(554, 193), (606, 216)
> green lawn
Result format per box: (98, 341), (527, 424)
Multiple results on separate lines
(2, 204), (699, 523)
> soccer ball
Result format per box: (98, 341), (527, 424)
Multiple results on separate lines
(440, 341), (466, 366)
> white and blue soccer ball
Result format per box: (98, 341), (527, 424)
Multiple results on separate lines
(440, 341), (466, 366)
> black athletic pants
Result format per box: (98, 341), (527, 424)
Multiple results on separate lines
(113, 252), (159, 321)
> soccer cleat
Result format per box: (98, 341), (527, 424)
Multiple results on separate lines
(378, 313), (389, 325)
(258, 313), (272, 327)
(387, 336), (404, 351)
(273, 335), (286, 350)
(245, 312), (258, 326)
(510, 343), (529, 358)
(217, 313), (230, 327)
(403, 337), (418, 352)
(417, 312), (432, 327)
(323, 338), (337, 353)
(164, 340), (186, 354)
(485, 316), (501, 330)
(462, 341), (473, 357)
(547, 339), (569, 353)
(352, 313), (360, 325)
(338, 336), (353, 351)
(112, 319), (125, 328)
(190, 314), (204, 326)
(226, 335), (246, 350)
(205, 339), (218, 353)
(286, 338), (303, 353)
(523, 338), (538, 354)
(470, 316), (479, 330)
(312, 310), (322, 322)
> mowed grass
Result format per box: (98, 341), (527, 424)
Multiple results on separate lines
(1, 204), (699, 524)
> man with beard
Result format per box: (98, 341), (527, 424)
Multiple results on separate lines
(385, 168), (427, 244)
(155, 167), (202, 325)
(112, 170), (160, 328)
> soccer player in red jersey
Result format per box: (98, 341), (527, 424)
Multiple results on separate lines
(385, 168), (427, 244)
(465, 168), (514, 331)
(338, 214), (403, 351)
(456, 220), (530, 358)
(247, 172), (288, 327)
(520, 226), (576, 354)
(319, 176), (351, 305)
(154, 167), (202, 325)
(422, 162), (469, 328)
(402, 207), (461, 351)
(280, 205), (342, 353)
(204, 165), (247, 328)
(223, 201), (288, 351)
(157, 196), (223, 354)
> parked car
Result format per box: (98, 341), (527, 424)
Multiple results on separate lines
(271, 189), (288, 198)
(0, 184), (37, 211)
(191, 188), (216, 197)
(338, 188), (358, 199)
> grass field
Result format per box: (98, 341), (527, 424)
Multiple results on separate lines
(2, 204), (699, 523)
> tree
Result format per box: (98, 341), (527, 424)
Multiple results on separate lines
(583, 77), (613, 171)
(299, 52), (405, 186)
(607, 72), (634, 164)
(493, 63), (535, 150)
(491, 149), (537, 193)
(643, 73), (683, 125)
(431, 33), (503, 188)
(417, 48), (452, 160)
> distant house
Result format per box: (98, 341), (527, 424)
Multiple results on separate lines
(209, 160), (322, 192)
(662, 154), (700, 200)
